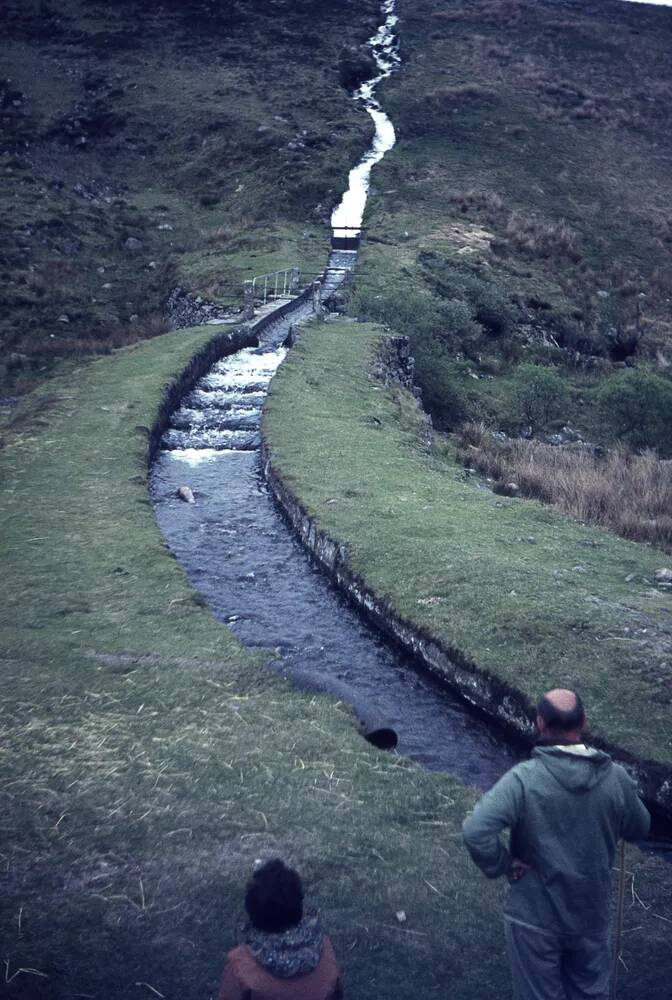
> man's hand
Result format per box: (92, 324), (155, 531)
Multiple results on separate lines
(510, 858), (531, 881)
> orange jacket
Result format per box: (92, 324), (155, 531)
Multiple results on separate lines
(218, 937), (342, 1000)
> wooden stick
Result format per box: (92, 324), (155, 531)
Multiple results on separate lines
(611, 841), (627, 1000)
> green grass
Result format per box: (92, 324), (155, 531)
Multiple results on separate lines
(0, 307), (670, 1000)
(264, 321), (672, 766)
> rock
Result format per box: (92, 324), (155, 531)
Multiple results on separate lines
(572, 565), (588, 574)
(58, 314), (70, 323)
(157, 223), (173, 231)
(177, 485), (195, 504)
(124, 236), (143, 252)
(654, 568), (672, 584)
(338, 45), (378, 90)
(395, 911), (407, 924)
(506, 482), (520, 495)
(165, 287), (236, 331)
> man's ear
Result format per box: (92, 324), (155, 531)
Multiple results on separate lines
(536, 714), (547, 735)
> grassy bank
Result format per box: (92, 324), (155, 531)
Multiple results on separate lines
(0, 319), (670, 1000)
(263, 321), (672, 769)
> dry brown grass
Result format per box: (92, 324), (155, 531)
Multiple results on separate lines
(457, 422), (672, 551)
(447, 188), (504, 214)
(503, 210), (580, 261)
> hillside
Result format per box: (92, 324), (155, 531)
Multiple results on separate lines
(355, 0), (672, 460)
(1, 0), (379, 393)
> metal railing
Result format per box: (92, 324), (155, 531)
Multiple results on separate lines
(250, 267), (300, 306)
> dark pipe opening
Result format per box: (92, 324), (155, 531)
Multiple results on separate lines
(360, 721), (398, 751)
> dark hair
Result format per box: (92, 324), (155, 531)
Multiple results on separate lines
(537, 692), (585, 734)
(244, 859), (303, 934)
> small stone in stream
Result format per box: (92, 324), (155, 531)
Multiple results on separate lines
(625, 574), (636, 583)
(58, 314), (70, 323)
(124, 236), (143, 252)
(177, 485), (195, 504)
(395, 911), (407, 924)
(572, 565), (588, 574)
(654, 568), (672, 584)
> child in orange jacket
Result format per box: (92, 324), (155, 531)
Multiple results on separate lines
(218, 859), (343, 1000)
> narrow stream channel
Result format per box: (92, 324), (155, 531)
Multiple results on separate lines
(151, 1), (521, 790)
(151, 0), (670, 861)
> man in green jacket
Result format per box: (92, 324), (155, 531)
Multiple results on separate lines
(462, 688), (650, 1000)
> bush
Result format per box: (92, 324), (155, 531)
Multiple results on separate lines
(596, 369), (672, 456)
(420, 254), (516, 339)
(349, 287), (473, 428)
(439, 297), (481, 346)
(506, 363), (569, 432)
(413, 339), (468, 429)
(350, 285), (442, 339)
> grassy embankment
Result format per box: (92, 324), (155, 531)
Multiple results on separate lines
(1, 0), (379, 394)
(0, 322), (669, 1000)
(264, 321), (672, 769)
(0, 327), (490, 1000)
(349, 0), (672, 540)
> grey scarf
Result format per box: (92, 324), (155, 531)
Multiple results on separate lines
(245, 914), (324, 979)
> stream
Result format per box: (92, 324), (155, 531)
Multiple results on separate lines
(151, 0), (521, 790)
(151, 0), (670, 855)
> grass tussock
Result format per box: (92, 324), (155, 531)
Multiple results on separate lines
(457, 422), (672, 551)
(502, 211), (580, 261)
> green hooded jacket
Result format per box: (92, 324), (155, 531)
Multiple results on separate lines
(462, 746), (650, 935)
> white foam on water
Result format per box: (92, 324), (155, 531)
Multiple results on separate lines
(167, 448), (223, 466)
(331, 0), (400, 234)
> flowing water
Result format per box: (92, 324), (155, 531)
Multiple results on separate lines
(150, 0), (671, 855)
(151, 1), (522, 790)
(331, 0), (400, 240)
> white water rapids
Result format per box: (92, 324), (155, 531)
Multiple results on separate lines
(331, 0), (400, 239)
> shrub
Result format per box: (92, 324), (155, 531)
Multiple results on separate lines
(506, 363), (569, 432)
(414, 340), (468, 429)
(596, 369), (672, 456)
(438, 297), (481, 346)
(420, 254), (516, 339)
(350, 286), (472, 428)
(350, 286), (441, 339)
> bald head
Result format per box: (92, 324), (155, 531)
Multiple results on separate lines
(536, 688), (585, 740)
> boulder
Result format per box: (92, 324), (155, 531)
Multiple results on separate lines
(654, 568), (672, 584)
(177, 485), (195, 504)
